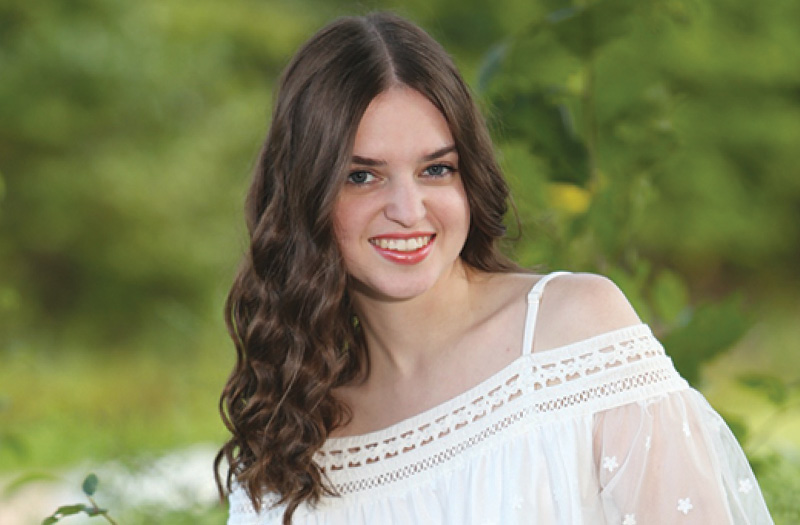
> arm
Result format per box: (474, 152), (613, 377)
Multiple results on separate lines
(537, 273), (772, 523)
(592, 387), (772, 523)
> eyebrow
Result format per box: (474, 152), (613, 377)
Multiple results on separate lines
(351, 144), (457, 167)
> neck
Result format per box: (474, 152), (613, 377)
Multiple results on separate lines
(350, 260), (480, 378)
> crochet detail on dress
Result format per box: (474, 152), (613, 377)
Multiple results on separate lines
(317, 325), (685, 487)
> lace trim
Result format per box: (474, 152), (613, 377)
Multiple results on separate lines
(318, 325), (679, 472)
(331, 364), (681, 496)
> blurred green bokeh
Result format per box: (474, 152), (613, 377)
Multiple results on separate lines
(1, 0), (798, 521)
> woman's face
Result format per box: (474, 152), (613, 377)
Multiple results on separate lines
(333, 86), (471, 302)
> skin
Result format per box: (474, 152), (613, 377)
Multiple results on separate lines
(331, 86), (641, 437)
(333, 86), (471, 305)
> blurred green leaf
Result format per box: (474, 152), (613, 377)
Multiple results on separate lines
(492, 90), (590, 185)
(758, 453), (800, 522)
(545, 0), (636, 58)
(651, 269), (690, 325)
(661, 294), (750, 385)
(58, 504), (87, 515)
(739, 373), (789, 406)
(42, 504), (89, 525)
(82, 472), (99, 496)
(476, 42), (508, 93)
(718, 410), (749, 445)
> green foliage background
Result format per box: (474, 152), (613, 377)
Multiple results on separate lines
(1, 0), (798, 521)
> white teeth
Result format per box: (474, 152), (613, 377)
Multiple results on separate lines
(371, 235), (432, 252)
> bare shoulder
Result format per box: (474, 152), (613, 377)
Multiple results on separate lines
(532, 272), (642, 353)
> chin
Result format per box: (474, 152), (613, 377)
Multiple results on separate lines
(348, 274), (438, 303)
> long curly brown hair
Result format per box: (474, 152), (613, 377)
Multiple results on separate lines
(215, 12), (518, 524)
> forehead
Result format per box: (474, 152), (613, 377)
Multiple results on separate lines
(352, 87), (455, 159)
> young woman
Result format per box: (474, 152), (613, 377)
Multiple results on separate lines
(217, 12), (772, 525)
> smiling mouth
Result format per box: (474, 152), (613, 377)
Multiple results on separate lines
(369, 235), (434, 252)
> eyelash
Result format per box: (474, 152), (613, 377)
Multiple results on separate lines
(346, 171), (376, 185)
(423, 163), (456, 178)
(346, 163), (457, 185)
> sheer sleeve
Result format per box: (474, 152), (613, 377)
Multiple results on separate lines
(593, 388), (773, 524)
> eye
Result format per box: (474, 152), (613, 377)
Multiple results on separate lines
(347, 171), (376, 185)
(423, 164), (456, 178)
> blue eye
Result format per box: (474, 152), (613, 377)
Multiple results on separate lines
(424, 164), (455, 177)
(347, 171), (375, 185)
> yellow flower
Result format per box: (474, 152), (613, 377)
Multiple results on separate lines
(547, 182), (591, 215)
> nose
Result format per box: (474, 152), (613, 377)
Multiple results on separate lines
(384, 176), (426, 227)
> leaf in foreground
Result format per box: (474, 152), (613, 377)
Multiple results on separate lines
(82, 473), (99, 496)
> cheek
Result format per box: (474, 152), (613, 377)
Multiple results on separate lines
(332, 197), (364, 249)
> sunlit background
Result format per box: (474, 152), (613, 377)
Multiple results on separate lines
(1, 0), (798, 523)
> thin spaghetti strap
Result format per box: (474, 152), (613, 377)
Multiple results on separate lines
(521, 271), (571, 356)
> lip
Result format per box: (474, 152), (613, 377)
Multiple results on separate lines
(369, 233), (435, 265)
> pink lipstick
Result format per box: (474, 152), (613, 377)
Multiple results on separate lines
(369, 233), (435, 265)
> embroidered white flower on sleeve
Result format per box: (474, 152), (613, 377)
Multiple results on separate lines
(682, 421), (692, 437)
(738, 478), (753, 494)
(602, 456), (619, 473)
(645, 436), (651, 451)
(623, 513), (637, 525)
(677, 497), (693, 515)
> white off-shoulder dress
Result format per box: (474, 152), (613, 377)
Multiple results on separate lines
(228, 272), (773, 524)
